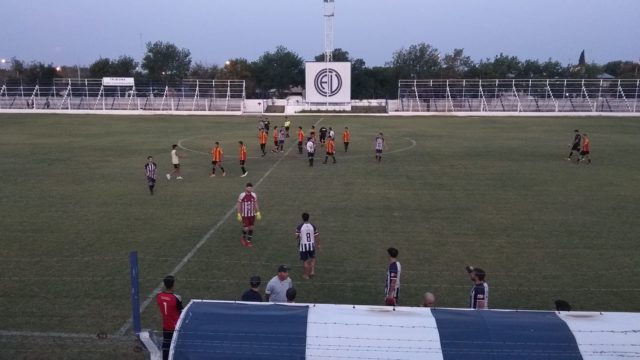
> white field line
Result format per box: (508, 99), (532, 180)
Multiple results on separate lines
(115, 118), (324, 336)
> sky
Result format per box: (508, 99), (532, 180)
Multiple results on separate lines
(1, 0), (639, 68)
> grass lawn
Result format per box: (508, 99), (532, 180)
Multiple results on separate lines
(1, 113), (639, 359)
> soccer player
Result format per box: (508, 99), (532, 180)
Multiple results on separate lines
(167, 144), (183, 180)
(568, 129), (581, 160)
(328, 126), (335, 140)
(264, 118), (270, 134)
(310, 125), (317, 143)
(271, 126), (279, 152)
(258, 128), (268, 156)
(296, 212), (319, 279)
(239, 141), (248, 177)
(284, 117), (291, 138)
(265, 265), (292, 302)
(241, 275), (263, 302)
(466, 266), (489, 309)
(343, 127), (351, 152)
(237, 182), (261, 248)
(156, 275), (183, 360)
(323, 136), (336, 164)
(319, 126), (328, 146)
(306, 137), (316, 167)
(144, 156), (157, 195)
(210, 142), (225, 177)
(385, 247), (401, 306)
(297, 126), (305, 154)
(579, 133), (591, 164)
(374, 133), (386, 163)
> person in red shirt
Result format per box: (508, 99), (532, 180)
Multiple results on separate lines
(239, 141), (248, 177)
(297, 126), (305, 154)
(579, 133), (591, 164)
(156, 275), (183, 360)
(258, 129), (268, 157)
(210, 142), (225, 177)
(343, 127), (351, 152)
(323, 136), (337, 164)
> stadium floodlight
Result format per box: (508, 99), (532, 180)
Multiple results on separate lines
(324, 0), (335, 62)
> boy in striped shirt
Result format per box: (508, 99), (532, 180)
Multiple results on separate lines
(296, 212), (319, 279)
(144, 156), (157, 195)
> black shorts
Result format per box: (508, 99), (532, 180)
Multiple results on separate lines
(319, 134), (327, 141)
(212, 161), (219, 166)
(147, 176), (156, 185)
(308, 152), (315, 158)
(298, 141), (303, 146)
(239, 160), (246, 165)
(571, 145), (580, 151)
(326, 152), (334, 156)
(580, 150), (590, 155)
(375, 149), (383, 154)
(173, 164), (180, 169)
(300, 250), (315, 261)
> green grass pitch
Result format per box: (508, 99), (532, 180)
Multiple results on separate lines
(1, 113), (639, 359)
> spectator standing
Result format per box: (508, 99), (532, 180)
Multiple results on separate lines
(241, 275), (263, 302)
(265, 265), (293, 302)
(385, 248), (401, 305)
(466, 266), (489, 309)
(237, 182), (261, 248)
(156, 275), (183, 360)
(296, 212), (319, 279)
(144, 156), (157, 195)
(286, 288), (297, 303)
(421, 292), (436, 307)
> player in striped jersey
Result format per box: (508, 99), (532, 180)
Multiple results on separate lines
(323, 136), (336, 164)
(374, 133), (386, 163)
(467, 266), (489, 309)
(385, 247), (401, 306)
(306, 137), (316, 167)
(237, 182), (261, 248)
(144, 156), (157, 195)
(296, 212), (319, 279)
(210, 142), (226, 177)
(238, 141), (248, 177)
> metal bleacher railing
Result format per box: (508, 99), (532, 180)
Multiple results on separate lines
(0, 78), (246, 112)
(398, 79), (640, 113)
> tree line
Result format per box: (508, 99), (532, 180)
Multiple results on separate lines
(1, 41), (638, 99)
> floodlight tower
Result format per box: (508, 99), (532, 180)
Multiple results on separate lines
(324, 0), (335, 62)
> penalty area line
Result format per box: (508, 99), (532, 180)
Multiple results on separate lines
(115, 117), (324, 337)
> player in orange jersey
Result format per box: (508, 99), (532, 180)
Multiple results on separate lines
(297, 126), (305, 154)
(239, 141), (248, 177)
(210, 142), (226, 177)
(342, 127), (350, 152)
(258, 128), (268, 157)
(323, 136), (337, 164)
(579, 133), (591, 164)
(271, 126), (279, 153)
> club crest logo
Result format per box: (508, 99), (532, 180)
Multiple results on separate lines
(314, 68), (342, 97)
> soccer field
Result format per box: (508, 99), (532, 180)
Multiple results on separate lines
(1, 113), (640, 359)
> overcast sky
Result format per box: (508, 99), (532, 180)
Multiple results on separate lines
(2, 0), (639, 67)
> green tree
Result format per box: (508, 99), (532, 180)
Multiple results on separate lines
(189, 62), (219, 79)
(252, 46), (304, 96)
(88, 58), (112, 78)
(217, 58), (256, 97)
(313, 48), (352, 62)
(441, 48), (474, 79)
(142, 41), (192, 82)
(387, 42), (441, 79)
(111, 56), (138, 77)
